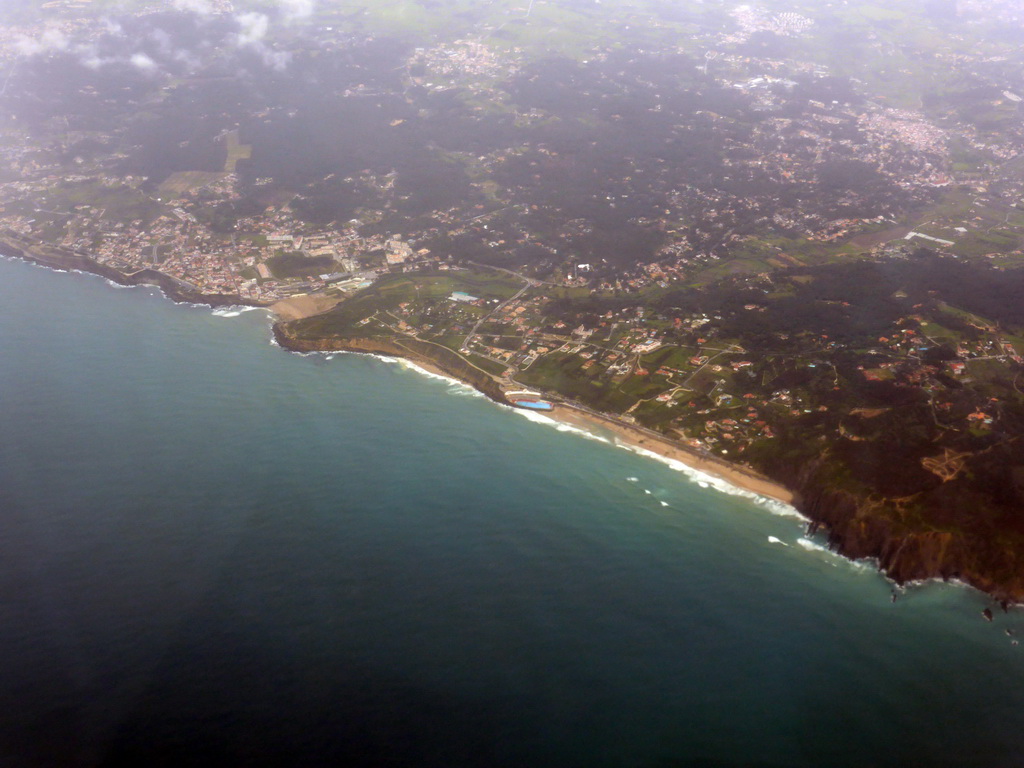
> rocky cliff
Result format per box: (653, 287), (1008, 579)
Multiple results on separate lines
(790, 458), (1024, 603)
(275, 321), (1024, 604)
(272, 324), (508, 404)
(1, 234), (259, 309)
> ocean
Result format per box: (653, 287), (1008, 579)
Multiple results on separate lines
(1, 255), (1023, 768)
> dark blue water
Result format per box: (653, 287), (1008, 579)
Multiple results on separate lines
(2, 256), (1023, 768)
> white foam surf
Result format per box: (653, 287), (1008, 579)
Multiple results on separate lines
(211, 304), (265, 318)
(610, 439), (807, 521)
(269, 345), (485, 401)
(899, 575), (976, 595)
(102, 278), (139, 289)
(394, 358), (486, 398)
(795, 536), (874, 572)
(346, 354), (488, 400)
(503, 400), (806, 522)
(508, 406), (611, 443)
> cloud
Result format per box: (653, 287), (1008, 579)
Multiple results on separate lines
(173, 0), (214, 14)
(233, 11), (291, 71)
(260, 48), (292, 71)
(82, 54), (116, 70)
(173, 48), (202, 70)
(102, 18), (125, 36)
(15, 27), (69, 56)
(130, 52), (159, 73)
(280, 0), (316, 23)
(148, 29), (174, 56)
(12, 10), (205, 77)
(235, 12), (270, 46)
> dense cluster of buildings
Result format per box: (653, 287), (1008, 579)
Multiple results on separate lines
(411, 40), (521, 84)
(725, 5), (815, 44)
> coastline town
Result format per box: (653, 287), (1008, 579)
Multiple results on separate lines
(3, 0), (1024, 597)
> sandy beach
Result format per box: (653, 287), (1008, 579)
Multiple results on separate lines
(547, 403), (796, 506)
(271, 314), (798, 508)
(352, 339), (798, 506)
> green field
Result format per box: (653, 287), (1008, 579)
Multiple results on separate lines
(293, 270), (522, 337)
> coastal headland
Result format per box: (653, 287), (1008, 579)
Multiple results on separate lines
(271, 323), (509, 405)
(271, 316), (1024, 605)
(0, 233), (264, 311)
(2, 224), (800, 513)
(3, 0), (1024, 610)
(7, 231), (1024, 605)
(272, 321), (793, 505)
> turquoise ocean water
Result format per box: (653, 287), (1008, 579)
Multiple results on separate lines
(2, 254), (1024, 768)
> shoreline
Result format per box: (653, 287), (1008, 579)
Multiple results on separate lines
(0, 232), (269, 311)
(317, 342), (797, 507)
(4, 243), (1020, 605)
(546, 404), (796, 506)
(0, 236), (795, 509)
(270, 324), (1024, 605)
(271, 323), (799, 509)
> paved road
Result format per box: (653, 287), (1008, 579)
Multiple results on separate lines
(462, 279), (532, 352)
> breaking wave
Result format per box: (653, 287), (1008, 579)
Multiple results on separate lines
(508, 406), (612, 443)
(611, 440), (806, 521)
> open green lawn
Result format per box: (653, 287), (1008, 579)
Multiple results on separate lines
(158, 172), (227, 198)
(42, 181), (162, 226)
(292, 269), (520, 338)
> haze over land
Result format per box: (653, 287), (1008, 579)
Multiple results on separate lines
(3, 0), (1024, 598)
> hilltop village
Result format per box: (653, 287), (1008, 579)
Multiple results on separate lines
(3, 0), (1024, 598)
